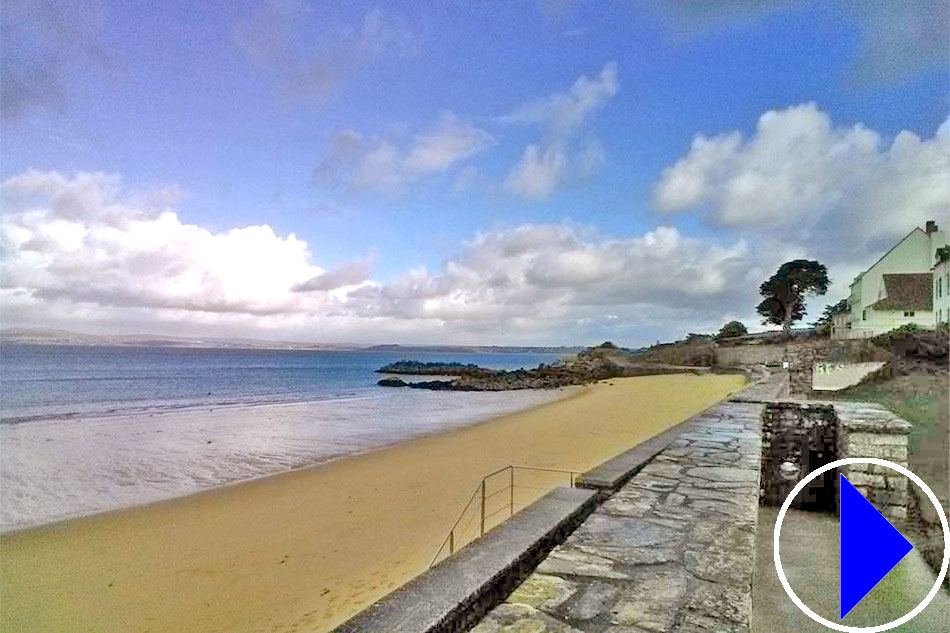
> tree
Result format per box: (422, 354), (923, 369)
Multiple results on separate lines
(812, 298), (849, 336)
(756, 260), (829, 337)
(937, 245), (950, 264)
(716, 320), (747, 340)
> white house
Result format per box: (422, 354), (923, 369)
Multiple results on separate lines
(934, 254), (950, 326)
(836, 220), (948, 339)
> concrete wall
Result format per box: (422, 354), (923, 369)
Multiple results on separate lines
(812, 361), (886, 391)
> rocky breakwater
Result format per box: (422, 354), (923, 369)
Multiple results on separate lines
(375, 346), (696, 391)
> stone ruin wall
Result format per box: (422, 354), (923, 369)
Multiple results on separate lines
(760, 402), (837, 510)
(759, 401), (911, 520)
(835, 403), (912, 522)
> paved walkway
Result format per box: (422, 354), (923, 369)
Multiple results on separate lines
(472, 399), (765, 633)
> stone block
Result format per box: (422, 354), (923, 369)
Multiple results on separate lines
(883, 505), (908, 522)
(845, 472), (886, 488)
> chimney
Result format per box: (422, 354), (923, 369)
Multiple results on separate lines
(925, 220), (938, 234)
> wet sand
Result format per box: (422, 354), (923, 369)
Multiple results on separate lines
(1, 373), (743, 633)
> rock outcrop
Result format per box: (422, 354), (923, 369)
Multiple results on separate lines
(376, 346), (700, 391)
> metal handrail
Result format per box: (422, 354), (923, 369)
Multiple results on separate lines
(429, 464), (582, 567)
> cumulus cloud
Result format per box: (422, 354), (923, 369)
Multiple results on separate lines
(233, 1), (417, 99)
(1, 0), (114, 120)
(316, 112), (492, 192)
(1, 169), (764, 343)
(653, 103), (949, 253)
(652, 103), (950, 319)
(502, 63), (617, 200)
(0, 170), (369, 321)
(347, 223), (752, 332)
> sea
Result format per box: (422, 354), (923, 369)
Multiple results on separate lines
(0, 344), (568, 531)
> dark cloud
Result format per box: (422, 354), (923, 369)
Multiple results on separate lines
(1, 0), (113, 120)
(233, 1), (418, 100)
(292, 259), (371, 291)
(644, 0), (949, 84)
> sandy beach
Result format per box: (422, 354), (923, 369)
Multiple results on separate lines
(1, 372), (744, 633)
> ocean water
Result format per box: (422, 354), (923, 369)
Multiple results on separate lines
(0, 345), (568, 530)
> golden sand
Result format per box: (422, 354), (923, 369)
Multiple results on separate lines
(1, 373), (744, 633)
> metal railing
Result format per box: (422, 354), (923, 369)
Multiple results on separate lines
(429, 465), (581, 567)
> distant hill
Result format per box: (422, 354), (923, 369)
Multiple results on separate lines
(0, 328), (582, 354)
(366, 344), (583, 354)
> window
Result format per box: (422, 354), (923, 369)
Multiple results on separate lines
(903, 310), (915, 317)
(939, 277), (943, 298)
(862, 309), (867, 320)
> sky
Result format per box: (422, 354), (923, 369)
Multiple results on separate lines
(1, 0), (948, 346)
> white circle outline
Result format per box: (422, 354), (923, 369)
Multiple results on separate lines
(773, 457), (949, 632)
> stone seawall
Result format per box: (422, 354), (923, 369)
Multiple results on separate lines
(473, 374), (914, 633)
(335, 371), (916, 633)
(473, 399), (768, 633)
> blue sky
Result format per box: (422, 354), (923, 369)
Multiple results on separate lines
(2, 1), (948, 345)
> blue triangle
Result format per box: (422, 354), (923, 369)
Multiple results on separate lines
(840, 474), (913, 619)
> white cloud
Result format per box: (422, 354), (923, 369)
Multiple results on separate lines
(504, 145), (567, 200)
(503, 61), (618, 137)
(0, 170), (365, 319)
(652, 103), (950, 321)
(347, 223), (752, 330)
(1, 170), (764, 344)
(502, 63), (617, 200)
(654, 103), (950, 250)
(575, 138), (606, 178)
(317, 112), (492, 192)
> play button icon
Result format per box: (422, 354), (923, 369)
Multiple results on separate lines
(775, 458), (949, 631)
(839, 474), (914, 619)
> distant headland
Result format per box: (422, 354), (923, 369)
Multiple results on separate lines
(0, 328), (583, 355)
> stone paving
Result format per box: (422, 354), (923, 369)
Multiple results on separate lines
(472, 399), (765, 633)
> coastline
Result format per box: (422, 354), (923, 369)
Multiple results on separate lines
(1, 373), (744, 633)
